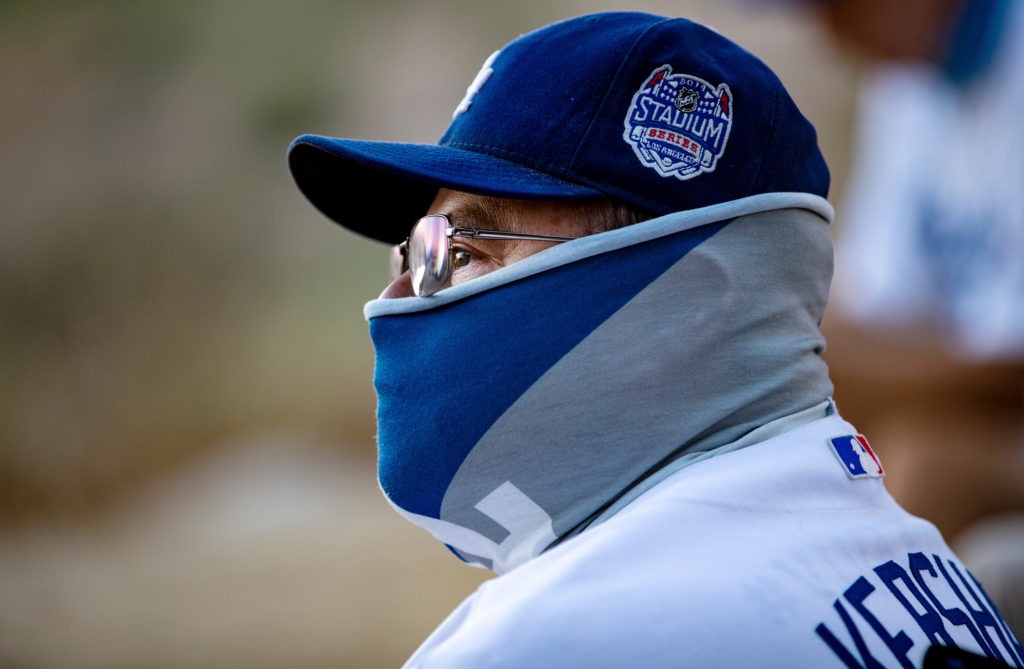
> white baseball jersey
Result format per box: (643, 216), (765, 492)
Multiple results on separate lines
(402, 412), (1023, 668)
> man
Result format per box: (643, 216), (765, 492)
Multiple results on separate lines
(287, 11), (1022, 668)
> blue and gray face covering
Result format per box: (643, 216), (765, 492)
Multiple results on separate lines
(364, 194), (835, 574)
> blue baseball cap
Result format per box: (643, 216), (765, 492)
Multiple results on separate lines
(288, 11), (829, 244)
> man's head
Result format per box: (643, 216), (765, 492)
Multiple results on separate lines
(288, 11), (828, 264)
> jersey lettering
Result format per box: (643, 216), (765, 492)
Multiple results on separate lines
(816, 553), (1024, 667)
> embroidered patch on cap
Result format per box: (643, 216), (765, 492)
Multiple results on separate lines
(623, 65), (733, 181)
(829, 434), (885, 480)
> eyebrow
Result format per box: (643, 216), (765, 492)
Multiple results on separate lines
(444, 196), (519, 233)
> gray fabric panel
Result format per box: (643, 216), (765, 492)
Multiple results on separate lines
(441, 208), (834, 542)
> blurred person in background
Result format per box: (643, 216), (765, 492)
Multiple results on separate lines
(797, 0), (1024, 632)
(288, 11), (1021, 668)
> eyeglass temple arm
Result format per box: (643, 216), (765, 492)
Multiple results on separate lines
(449, 227), (576, 243)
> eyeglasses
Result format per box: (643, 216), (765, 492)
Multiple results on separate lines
(389, 214), (577, 296)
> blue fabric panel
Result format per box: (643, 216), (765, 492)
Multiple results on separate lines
(370, 221), (727, 517)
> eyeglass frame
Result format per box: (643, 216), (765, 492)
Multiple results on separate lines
(389, 214), (578, 296)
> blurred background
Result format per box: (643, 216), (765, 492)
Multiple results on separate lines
(2, 1), (1018, 668)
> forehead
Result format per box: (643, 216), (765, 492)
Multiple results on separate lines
(427, 189), (504, 225)
(427, 188), (593, 235)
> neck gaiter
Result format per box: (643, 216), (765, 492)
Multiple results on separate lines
(364, 194), (834, 574)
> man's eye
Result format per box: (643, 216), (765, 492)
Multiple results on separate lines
(452, 249), (473, 269)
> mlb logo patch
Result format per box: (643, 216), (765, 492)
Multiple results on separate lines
(829, 434), (884, 479)
(623, 65), (733, 181)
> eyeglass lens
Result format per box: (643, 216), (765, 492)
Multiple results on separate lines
(407, 214), (450, 296)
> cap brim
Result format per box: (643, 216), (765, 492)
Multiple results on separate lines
(287, 134), (605, 244)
